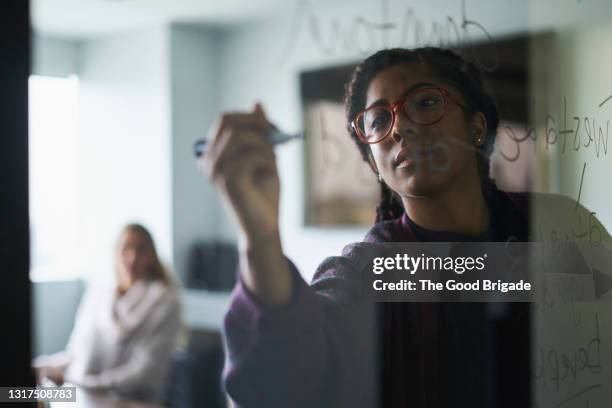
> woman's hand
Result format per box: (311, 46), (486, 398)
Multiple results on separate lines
(199, 103), (292, 307)
(36, 366), (65, 386)
(199, 103), (280, 243)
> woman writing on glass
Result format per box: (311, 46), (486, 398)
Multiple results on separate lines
(201, 48), (609, 407)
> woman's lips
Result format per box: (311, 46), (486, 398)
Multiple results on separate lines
(396, 157), (414, 169)
(395, 146), (434, 169)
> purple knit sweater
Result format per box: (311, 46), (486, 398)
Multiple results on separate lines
(222, 189), (529, 408)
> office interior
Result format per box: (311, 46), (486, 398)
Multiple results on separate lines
(26, 0), (612, 406)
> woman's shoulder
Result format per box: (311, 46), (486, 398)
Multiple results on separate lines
(363, 219), (403, 243)
(309, 221), (405, 303)
(124, 281), (182, 332)
(146, 280), (182, 310)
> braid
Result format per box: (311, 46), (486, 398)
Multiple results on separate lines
(376, 182), (404, 223)
(343, 47), (500, 224)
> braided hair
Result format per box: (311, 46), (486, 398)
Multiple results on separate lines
(343, 47), (499, 223)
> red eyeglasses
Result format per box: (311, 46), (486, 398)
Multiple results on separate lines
(351, 87), (466, 144)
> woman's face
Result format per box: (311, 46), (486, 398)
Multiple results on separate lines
(116, 230), (153, 286)
(365, 61), (484, 198)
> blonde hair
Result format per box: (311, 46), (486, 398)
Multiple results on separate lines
(115, 223), (174, 287)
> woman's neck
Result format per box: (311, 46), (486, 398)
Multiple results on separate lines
(400, 174), (490, 236)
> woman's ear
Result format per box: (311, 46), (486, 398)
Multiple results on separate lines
(470, 112), (487, 146)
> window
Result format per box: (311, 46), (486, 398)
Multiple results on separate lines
(29, 75), (79, 281)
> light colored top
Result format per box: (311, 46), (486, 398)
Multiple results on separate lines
(35, 279), (182, 403)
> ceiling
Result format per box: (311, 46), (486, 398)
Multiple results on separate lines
(32, 0), (299, 39)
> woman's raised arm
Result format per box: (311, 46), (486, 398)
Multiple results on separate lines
(199, 103), (292, 308)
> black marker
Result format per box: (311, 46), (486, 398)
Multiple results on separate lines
(194, 129), (301, 158)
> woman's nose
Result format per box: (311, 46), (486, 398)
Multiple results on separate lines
(124, 251), (136, 265)
(391, 130), (402, 143)
(390, 110), (415, 143)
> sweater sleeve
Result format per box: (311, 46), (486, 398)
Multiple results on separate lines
(222, 256), (377, 408)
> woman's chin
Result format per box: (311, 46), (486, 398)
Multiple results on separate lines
(396, 174), (447, 198)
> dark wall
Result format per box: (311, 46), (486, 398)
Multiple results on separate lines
(0, 0), (34, 394)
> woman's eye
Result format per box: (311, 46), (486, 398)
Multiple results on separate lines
(416, 97), (439, 108)
(366, 109), (391, 131)
(371, 116), (389, 130)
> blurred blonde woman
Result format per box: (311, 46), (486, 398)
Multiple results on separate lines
(34, 223), (182, 403)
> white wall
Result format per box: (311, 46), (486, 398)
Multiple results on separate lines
(76, 27), (173, 280)
(32, 35), (80, 77)
(31, 35), (84, 357)
(169, 25), (230, 282)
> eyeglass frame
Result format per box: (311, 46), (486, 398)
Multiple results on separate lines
(350, 86), (468, 145)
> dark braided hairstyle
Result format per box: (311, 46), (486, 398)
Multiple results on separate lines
(343, 47), (499, 224)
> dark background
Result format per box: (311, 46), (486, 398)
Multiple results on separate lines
(0, 0), (35, 399)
